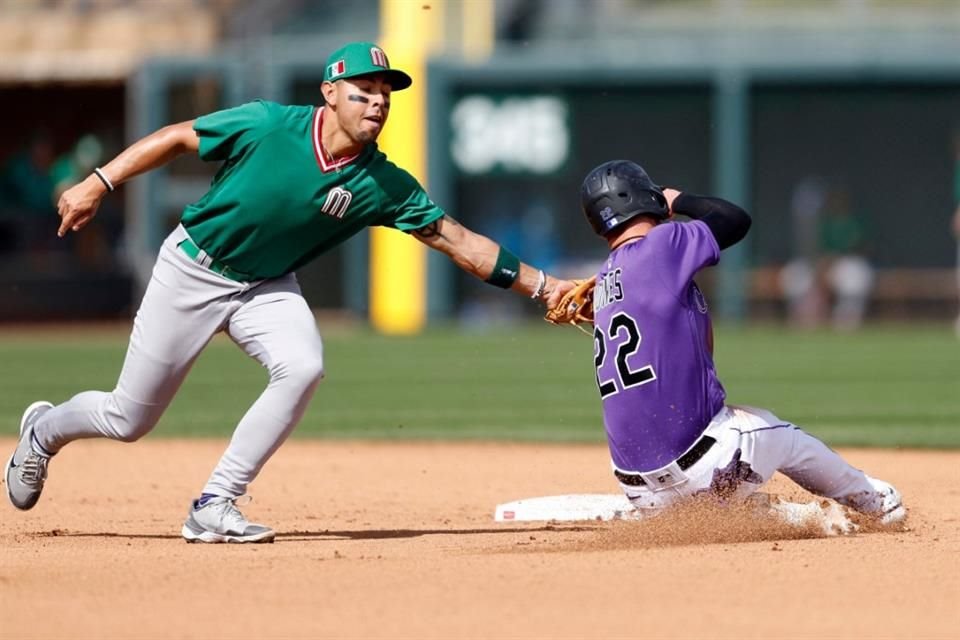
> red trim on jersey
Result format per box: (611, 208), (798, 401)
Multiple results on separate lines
(312, 107), (360, 174)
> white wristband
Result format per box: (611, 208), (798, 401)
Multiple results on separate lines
(93, 167), (115, 192)
(531, 269), (547, 299)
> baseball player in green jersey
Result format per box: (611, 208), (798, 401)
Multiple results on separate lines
(5, 42), (576, 543)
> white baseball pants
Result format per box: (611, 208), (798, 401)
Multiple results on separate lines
(33, 225), (325, 498)
(618, 404), (884, 515)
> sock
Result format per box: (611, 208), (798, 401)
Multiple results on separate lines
(196, 493), (220, 508)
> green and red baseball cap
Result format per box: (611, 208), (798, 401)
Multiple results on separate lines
(323, 41), (413, 91)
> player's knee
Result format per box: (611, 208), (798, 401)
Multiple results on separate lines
(273, 353), (325, 390)
(296, 358), (325, 388)
(104, 395), (163, 442)
(112, 428), (145, 443)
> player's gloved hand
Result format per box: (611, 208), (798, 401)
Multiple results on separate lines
(544, 276), (596, 328)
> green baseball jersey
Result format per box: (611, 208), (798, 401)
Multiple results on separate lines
(181, 100), (445, 280)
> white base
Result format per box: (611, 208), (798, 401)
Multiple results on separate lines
(494, 493), (858, 535)
(494, 494), (638, 522)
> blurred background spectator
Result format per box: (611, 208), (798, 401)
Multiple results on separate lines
(953, 129), (960, 337)
(819, 188), (875, 331)
(0, 132), (56, 254)
(50, 134), (103, 203)
(780, 184), (874, 331)
(49, 133), (122, 270)
(780, 177), (828, 329)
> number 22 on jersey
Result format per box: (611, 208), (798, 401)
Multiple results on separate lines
(593, 312), (657, 399)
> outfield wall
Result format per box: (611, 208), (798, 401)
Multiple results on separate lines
(1, 19), (958, 324)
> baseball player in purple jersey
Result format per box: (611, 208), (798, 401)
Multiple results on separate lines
(581, 160), (905, 525)
(4, 42), (576, 543)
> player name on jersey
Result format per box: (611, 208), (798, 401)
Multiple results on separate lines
(593, 268), (624, 313)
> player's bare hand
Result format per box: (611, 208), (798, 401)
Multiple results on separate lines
(663, 188), (682, 214)
(542, 276), (576, 310)
(57, 175), (106, 237)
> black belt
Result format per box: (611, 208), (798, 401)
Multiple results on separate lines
(614, 435), (717, 487)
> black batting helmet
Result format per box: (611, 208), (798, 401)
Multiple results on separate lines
(580, 160), (669, 236)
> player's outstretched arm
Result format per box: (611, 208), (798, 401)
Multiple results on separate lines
(57, 121), (200, 237)
(411, 215), (574, 309)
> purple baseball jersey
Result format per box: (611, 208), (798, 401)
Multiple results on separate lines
(593, 220), (725, 472)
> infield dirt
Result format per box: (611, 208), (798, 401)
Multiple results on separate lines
(1, 440), (957, 639)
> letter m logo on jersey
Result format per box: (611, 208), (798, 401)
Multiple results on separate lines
(369, 47), (388, 68)
(321, 187), (353, 219)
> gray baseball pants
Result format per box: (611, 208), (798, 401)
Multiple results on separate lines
(33, 224), (325, 498)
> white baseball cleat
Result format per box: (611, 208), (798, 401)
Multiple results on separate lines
(866, 477), (906, 527)
(839, 476), (906, 528)
(5, 401), (55, 511)
(181, 496), (276, 543)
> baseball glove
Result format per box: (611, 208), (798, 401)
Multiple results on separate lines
(544, 276), (596, 329)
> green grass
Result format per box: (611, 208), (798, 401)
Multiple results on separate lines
(0, 323), (957, 448)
